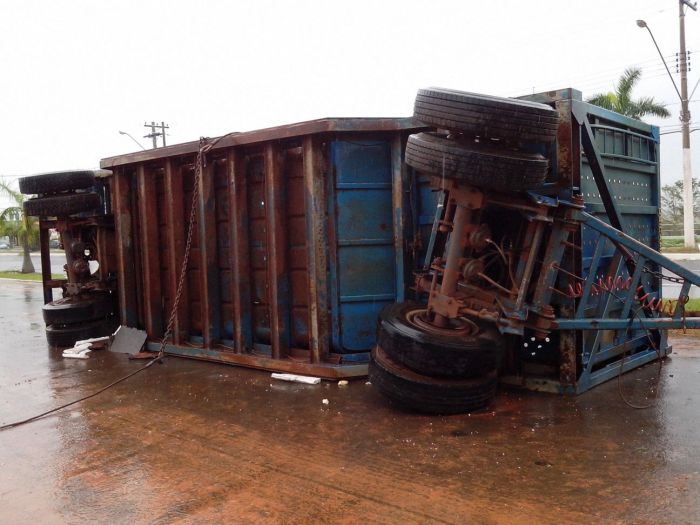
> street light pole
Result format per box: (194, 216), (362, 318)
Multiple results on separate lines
(118, 131), (147, 151)
(638, 6), (696, 249)
(679, 0), (696, 249)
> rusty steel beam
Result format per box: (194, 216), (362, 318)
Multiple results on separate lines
(302, 136), (330, 364)
(264, 143), (290, 359)
(112, 168), (139, 326)
(163, 159), (187, 344)
(136, 165), (163, 339)
(514, 221), (546, 311)
(556, 98), (581, 389)
(101, 118), (423, 169)
(555, 97), (576, 189)
(439, 205), (469, 296)
(391, 132), (407, 302)
(227, 150), (252, 353)
(95, 223), (109, 281)
(198, 158), (222, 347)
(39, 224), (53, 304)
(147, 341), (368, 379)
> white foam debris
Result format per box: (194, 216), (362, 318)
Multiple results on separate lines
(270, 373), (321, 385)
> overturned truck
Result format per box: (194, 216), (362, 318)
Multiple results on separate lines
(22, 87), (700, 413)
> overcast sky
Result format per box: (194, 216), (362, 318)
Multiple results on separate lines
(1, 0), (698, 207)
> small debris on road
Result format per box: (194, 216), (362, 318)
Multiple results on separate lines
(271, 373), (321, 385)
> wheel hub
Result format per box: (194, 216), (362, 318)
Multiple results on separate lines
(405, 308), (477, 338)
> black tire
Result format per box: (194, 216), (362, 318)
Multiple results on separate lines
(45, 317), (119, 348)
(369, 345), (497, 415)
(42, 294), (117, 326)
(414, 87), (559, 143)
(18, 170), (102, 195)
(377, 302), (504, 378)
(23, 192), (101, 217)
(406, 132), (549, 191)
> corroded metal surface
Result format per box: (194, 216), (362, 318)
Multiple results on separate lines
(100, 117), (421, 168)
(112, 168), (139, 327)
(100, 120), (426, 377)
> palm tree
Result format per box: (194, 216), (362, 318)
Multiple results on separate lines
(0, 181), (38, 273)
(586, 67), (670, 121)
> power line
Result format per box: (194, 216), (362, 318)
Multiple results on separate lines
(506, 53), (690, 97)
(143, 121), (169, 148)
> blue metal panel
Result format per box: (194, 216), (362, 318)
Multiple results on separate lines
(569, 108), (662, 386)
(329, 139), (395, 352)
(415, 172), (440, 269)
(578, 114), (662, 363)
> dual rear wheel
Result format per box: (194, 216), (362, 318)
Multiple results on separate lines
(20, 169), (106, 217)
(406, 87), (558, 191)
(371, 88), (557, 413)
(20, 169), (116, 348)
(369, 302), (504, 414)
(43, 293), (118, 348)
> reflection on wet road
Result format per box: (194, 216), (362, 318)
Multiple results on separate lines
(0, 280), (699, 523)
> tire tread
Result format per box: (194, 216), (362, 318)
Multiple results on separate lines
(406, 132), (548, 190)
(19, 170), (98, 195)
(369, 346), (497, 414)
(23, 192), (101, 217)
(414, 88), (559, 142)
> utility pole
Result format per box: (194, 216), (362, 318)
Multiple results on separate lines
(143, 121), (170, 149)
(680, 0), (697, 249)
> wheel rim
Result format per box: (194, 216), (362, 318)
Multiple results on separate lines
(404, 308), (477, 338)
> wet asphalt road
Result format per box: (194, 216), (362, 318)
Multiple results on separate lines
(0, 279), (699, 524)
(0, 250), (66, 275)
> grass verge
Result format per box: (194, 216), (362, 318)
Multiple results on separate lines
(0, 271), (64, 282)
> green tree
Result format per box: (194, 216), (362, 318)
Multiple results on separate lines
(586, 67), (670, 121)
(0, 181), (38, 273)
(660, 178), (700, 233)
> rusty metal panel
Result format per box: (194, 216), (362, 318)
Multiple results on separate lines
(247, 154), (271, 346)
(227, 150), (253, 353)
(154, 169), (169, 334)
(163, 159), (187, 344)
(198, 159), (221, 347)
(213, 158), (233, 341)
(182, 164), (202, 335)
(112, 168), (139, 327)
(102, 118), (426, 378)
(136, 165), (163, 340)
(284, 147), (311, 350)
(264, 143), (290, 359)
(303, 136), (330, 363)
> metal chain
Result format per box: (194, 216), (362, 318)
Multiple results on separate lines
(641, 266), (687, 284)
(156, 138), (208, 358)
(154, 131), (238, 358)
